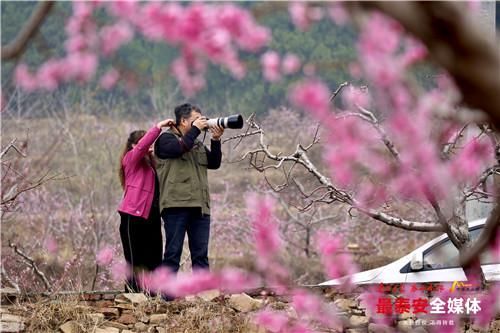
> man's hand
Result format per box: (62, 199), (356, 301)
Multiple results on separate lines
(157, 118), (175, 129)
(192, 117), (208, 130)
(210, 125), (224, 140)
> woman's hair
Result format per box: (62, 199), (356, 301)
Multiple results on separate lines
(118, 130), (146, 189)
(174, 103), (201, 126)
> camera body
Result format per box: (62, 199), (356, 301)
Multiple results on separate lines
(206, 114), (243, 129)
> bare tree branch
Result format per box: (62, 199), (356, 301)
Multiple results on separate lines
(0, 139), (27, 159)
(1, 2), (55, 60)
(357, 105), (400, 160)
(238, 116), (443, 232)
(442, 124), (469, 159)
(464, 166), (500, 202)
(223, 130), (261, 144)
(330, 81), (349, 102)
(334, 103), (401, 161)
(8, 241), (53, 293)
(359, 208), (444, 232)
(0, 267), (20, 292)
(1, 172), (66, 206)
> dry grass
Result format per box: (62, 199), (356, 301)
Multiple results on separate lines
(7, 295), (250, 333)
(9, 295), (96, 332)
(153, 299), (248, 333)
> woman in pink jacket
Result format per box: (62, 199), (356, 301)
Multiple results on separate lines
(118, 118), (174, 293)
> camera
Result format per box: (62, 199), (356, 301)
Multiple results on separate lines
(206, 114), (243, 129)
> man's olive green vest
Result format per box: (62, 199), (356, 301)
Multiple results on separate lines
(155, 130), (210, 215)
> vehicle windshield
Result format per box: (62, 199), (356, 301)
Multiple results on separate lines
(423, 227), (497, 270)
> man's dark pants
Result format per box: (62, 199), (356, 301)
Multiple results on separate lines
(161, 207), (210, 273)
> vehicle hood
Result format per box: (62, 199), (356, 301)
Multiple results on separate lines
(318, 253), (413, 286)
(318, 267), (384, 286)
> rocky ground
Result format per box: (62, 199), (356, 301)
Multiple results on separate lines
(0, 288), (499, 333)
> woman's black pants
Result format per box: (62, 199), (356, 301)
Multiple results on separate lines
(119, 210), (162, 293)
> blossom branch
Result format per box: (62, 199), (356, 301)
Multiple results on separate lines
(357, 105), (400, 160)
(239, 117), (443, 232)
(463, 166), (500, 202)
(358, 2), (500, 129)
(442, 124), (469, 159)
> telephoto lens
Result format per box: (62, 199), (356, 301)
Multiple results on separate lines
(207, 115), (243, 129)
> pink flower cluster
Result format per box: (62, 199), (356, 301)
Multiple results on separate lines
(261, 52), (302, 82)
(254, 286), (342, 333)
(328, 3), (349, 26)
(288, 2), (324, 31)
(246, 194), (282, 266)
(291, 289), (339, 328)
(244, 194), (344, 333)
(316, 233), (358, 288)
(140, 3), (270, 95)
(15, 54), (98, 91)
(100, 68), (120, 90)
(16, 2), (100, 91)
(134, 267), (260, 298)
(450, 138), (493, 182)
(474, 283), (500, 328)
(342, 85), (371, 110)
(289, 79), (332, 120)
(288, 2), (349, 32)
(96, 246), (115, 266)
(288, 13), (494, 207)
(254, 310), (289, 333)
(245, 193), (291, 292)
(44, 237), (59, 255)
(15, 2), (270, 96)
(99, 21), (134, 57)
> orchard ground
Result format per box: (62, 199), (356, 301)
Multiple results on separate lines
(1, 110), (439, 292)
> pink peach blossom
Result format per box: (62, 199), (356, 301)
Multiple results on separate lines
(282, 53), (301, 75)
(100, 68), (120, 89)
(44, 237), (59, 255)
(289, 79), (331, 120)
(342, 85), (371, 109)
(100, 22), (134, 56)
(289, 2), (309, 31)
(14, 64), (38, 91)
(254, 310), (289, 333)
(261, 51), (281, 82)
(328, 3), (349, 26)
(246, 194), (282, 260)
(96, 246), (114, 266)
(111, 261), (130, 281)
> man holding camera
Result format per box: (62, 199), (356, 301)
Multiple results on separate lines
(154, 103), (223, 276)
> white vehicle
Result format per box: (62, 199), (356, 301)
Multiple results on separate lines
(319, 218), (500, 286)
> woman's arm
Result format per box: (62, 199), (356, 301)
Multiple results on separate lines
(123, 119), (174, 166)
(122, 125), (162, 167)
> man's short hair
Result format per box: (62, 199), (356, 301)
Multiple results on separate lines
(174, 103), (201, 126)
